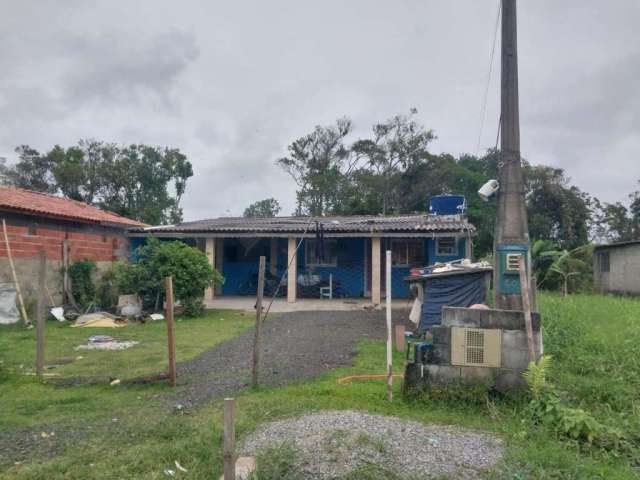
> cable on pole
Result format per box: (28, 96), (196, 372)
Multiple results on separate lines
(475, 0), (502, 157)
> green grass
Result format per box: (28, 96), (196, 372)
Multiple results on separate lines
(0, 310), (253, 429)
(1, 293), (639, 479)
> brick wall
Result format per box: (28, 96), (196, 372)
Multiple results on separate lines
(0, 216), (131, 305)
(0, 225), (127, 263)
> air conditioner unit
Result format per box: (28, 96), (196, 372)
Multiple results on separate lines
(451, 327), (502, 368)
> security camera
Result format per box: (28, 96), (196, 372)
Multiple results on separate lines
(478, 179), (499, 201)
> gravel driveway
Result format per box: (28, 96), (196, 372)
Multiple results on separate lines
(242, 411), (504, 479)
(169, 309), (411, 408)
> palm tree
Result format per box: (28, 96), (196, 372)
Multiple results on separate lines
(540, 244), (593, 297)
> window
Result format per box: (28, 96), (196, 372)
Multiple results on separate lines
(436, 237), (457, 256)
(305, 239), (338, 266)
(597, 251), (610, 273)
(391, 240), (425, 266)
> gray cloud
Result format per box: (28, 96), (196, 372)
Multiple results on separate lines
(61, 31), (199, 109)
(0, 0), (638, 219)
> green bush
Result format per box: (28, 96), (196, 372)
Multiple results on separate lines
(68, 260), (96, 306)
(96, 268), (119, 309)
(115, 238), (223, 316)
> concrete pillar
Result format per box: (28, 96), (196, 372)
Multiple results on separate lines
(287, 236), (297, 303)
(270, 238), (278, 276)
(204, 237), (216, 301)
(371, 237), (381, 306)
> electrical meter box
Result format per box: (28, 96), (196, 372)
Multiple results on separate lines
(497, 244), (529, 294)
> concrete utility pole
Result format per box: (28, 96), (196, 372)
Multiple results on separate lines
(494, 0), (530, 310)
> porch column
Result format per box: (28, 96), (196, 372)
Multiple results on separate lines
(371, 236), (381, 306)
(270, 238), (278, 276)
(287, 236), (297, 303)
(204, 237), (216, 301)
(466, 235), (473, 260)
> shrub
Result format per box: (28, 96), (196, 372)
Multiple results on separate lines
(96, 268), (119, 309)
(115, 238), (223, 316)
(523, 356), (630, 451)
(68, 260), (96, 306)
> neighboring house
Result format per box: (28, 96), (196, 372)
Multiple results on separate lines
(593, 240), (640, 295)
(130, 212), (475, 304)
(0, 186), (145, 303)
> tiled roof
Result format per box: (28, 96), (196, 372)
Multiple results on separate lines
(0, 186), (146, 227)
(139, 214), (474, 235)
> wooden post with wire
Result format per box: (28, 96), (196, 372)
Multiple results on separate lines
(385, 250), (393, 401)
(36, 249), (46, 379)
(223, 397), (236, 480)
(164, 276), (177, 387)
(251, 256), (266, 388)
(518, 257), (536, 363)
(2, 219), (30, 327)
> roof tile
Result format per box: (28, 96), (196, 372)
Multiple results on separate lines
(0, 186), (146, 227)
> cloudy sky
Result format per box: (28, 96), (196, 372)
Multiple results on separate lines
(1, 1), (638, 220)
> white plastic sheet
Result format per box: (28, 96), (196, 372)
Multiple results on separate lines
(0, 282), (19, 325)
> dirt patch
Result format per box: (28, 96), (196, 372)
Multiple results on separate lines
(242, 411), (503, 479)
(169, 309), (410, 408)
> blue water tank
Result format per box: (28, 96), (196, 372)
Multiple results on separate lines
(428, 194), (467, 215)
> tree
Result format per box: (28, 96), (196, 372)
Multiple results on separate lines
(1, 146), (55, 193)
(351, 109), (435, 214)
(243, 198), (281, 218)
(1, 140), (193, 225)
(277, 118), (352, 216)
(116, 238), (223, 316)
(539, 244), (593, 296)
(524, 165), (592, 249)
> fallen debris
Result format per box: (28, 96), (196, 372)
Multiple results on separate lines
(50, 306), (65, 322)
(73, 312), (127, 328)
(75, 336), (139, 351)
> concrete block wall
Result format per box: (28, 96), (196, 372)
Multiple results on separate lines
(422, 307), (543, 391)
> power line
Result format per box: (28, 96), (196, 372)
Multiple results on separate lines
(475, 0), (502, 157)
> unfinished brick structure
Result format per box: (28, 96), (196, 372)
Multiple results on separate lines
(0, 187), (144, 304)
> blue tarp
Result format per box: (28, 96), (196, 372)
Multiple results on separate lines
(418, 270), (490, 332)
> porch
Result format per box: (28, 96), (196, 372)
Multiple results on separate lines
(203, 296), (410, 313)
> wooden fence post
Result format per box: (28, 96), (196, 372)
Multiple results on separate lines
(165, 276), (177, 387)
(2, 219), (30, 327)
(394, 325), (405, 353)
(518, 257), (536, 363)
(386, 250), (393, 401)
(251, 256), (266, 388)
(223, 397), (236, 480)
(36, 249), (46, 379)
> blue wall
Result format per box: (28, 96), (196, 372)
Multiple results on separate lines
(130, 235), (468, 300)
(298, 238), (365, 298)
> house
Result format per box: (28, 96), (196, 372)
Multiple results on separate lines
(130, 211), (475, 304)
(594, 240), (640, 295)
(0, 186), (145, 303)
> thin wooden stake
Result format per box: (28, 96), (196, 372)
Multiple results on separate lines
(394, 325), (405, 353)
(2, 219), (30, 326)
(385, 250), (393, 401)
(223, 397), (236, 480)
(518, 257), (536, 363)
(36, 249), (46, 379)
(164, 276), (177, 387)
(251, 256), (266, 388)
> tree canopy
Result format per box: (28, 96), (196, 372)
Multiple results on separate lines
(243, 198), (281, 218)
(275, 113), (638, 258)
(0, 140), (193, 225)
